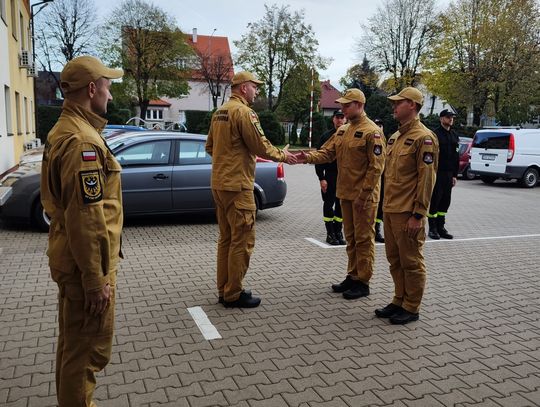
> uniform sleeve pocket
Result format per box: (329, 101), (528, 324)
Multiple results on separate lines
(106, 156), (122, 172)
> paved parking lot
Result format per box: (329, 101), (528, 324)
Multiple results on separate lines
(1, 164), (540, 407)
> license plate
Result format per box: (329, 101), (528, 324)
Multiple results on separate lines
(482, 154), (496, 161)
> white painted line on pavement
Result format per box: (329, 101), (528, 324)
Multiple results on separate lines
(305, 233), (540, 248)
(424, 233), (540, 244)
(187, 306), (221, 341)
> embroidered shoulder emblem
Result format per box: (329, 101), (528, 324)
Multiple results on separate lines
(423, 152), (434, 164)
(79, 170), (103, 204)
(249, 111), (265, 136)
(373, 145), (382, 156)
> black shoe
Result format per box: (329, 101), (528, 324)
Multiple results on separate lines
(223, 293), (261, 308)
(331, 275), (355, 293)
(334, 231), (346, 245)
(389, 309), (419, 325)
(326, 233), (339, 245)
(428, 229), (440, 239)
(375, 222), (385, 243)
(438, 228), (453, 239)
(375, 303), (402, 318)
(342, 280), (370, 300)
(219, 289), (251, 304)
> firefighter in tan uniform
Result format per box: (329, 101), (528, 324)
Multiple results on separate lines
(299, 89), (385, 300)
(205, 71), (297, 308)
(40, 56), (124, 406)
(375, 87), (439, 325)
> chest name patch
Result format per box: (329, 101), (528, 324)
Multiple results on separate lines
(80, 170), (103, 204)
(354, 131), (363, 138)
(423, 152), (434, 164)
(404, 138), (414, 146)
(337, 130), (345, 136)
(82, 151), (97, 161)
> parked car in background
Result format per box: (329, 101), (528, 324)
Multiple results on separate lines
(0, 131), (287, 231)
(470, 128), (540, 188)
(458, 137), (476, 180)
(18, 124), (146, 165)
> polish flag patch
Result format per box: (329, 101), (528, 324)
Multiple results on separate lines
(424, 138), (433, 145)
(82, 151), (97, 161)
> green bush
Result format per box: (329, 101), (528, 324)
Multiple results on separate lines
(105, 101), (133, 125)
(185, 110), (211, 134)
(37, 105), (62, 142)
(258, 110), (285, 145)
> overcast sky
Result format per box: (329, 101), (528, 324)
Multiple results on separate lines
(92, 0), (390, 89)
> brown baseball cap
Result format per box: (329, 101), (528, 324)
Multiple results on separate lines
(60, 56), (124, 94)
(232, 71), (263, 86)
(335, 88), (366, 104)
(387, 87), (424, 106)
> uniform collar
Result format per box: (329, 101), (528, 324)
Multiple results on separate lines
(230, 94), (249, 106)
(397, 116), (420, 137)
(62, 99), (108, 133)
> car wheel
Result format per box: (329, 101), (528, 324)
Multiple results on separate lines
(33, 199), (51, 232)
(480, 176), (497, 184)
(519, 167), (539, 188)
(464, 165), (476, 180)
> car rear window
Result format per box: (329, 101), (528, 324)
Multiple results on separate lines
(473, 132), (510, 149)
(458, 143), (469, 155)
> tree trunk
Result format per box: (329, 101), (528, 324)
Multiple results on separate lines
(139, 99), (149, 123)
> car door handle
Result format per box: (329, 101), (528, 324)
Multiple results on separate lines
(153, 173), (169, 180)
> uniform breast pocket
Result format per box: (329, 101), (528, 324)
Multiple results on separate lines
(397, 148), (417, 182)
(349, 139), (366, 150)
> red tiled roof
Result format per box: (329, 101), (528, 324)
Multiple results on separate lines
(149, 99), (171, 107)
(185, 34), (234, 81)
(319, 80), (341, 109)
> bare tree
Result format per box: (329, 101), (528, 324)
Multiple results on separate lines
(358, 0), (437, 91)
(196, 48), (234, 109)
(35, 0), (98, 67)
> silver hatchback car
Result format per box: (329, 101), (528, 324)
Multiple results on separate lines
(0, 131), (287, 231)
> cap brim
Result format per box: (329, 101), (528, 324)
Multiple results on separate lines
(387, 95), (406, 101)
(335, 97), (353, 104)
(103, 67), (124, 79)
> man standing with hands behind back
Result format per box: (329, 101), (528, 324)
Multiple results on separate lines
(427, 109), (459, 240)
(376, 87), (439, 325)
(315, 109), (346, 245)
(41, 56), (124, 407)
(206, 71), (297, 309)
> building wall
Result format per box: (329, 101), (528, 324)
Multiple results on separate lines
(167, 80), (231, 119)
(2, 0), (35, 174)
(0, 0), (13, 174)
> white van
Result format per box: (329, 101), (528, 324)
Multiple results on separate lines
(470, 128), (540, 188)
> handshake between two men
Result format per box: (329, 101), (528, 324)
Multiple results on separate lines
(281, 144), (310, 165)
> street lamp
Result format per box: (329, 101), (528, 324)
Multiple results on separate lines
(30, 0), (54, 142)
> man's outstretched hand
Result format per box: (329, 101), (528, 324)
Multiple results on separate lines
(283, 144), (298, 164)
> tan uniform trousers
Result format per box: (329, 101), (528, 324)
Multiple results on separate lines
(383, 212), (426, 313)
(55, 277), (115, 407)
(212, 189), (256, 302)
(340, 199), (377, 285)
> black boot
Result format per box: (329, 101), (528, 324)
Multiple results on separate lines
(342, 280), (370, 299)
(325, 222), (339, 245)
(437, 216), (453, 239)
(333, 221), (346, 245)
(375, 222), (385, 243)
(331, 275), (354, 293)
(428, 217), (440, 240)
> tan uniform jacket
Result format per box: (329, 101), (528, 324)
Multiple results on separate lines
(41, 100), (123, 292)
(383, 117), (439, 216)
(205, 94), (286, 191)
(306, 112), (386, 202)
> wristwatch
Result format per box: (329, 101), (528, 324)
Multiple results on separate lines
(412, 213), (423, 220)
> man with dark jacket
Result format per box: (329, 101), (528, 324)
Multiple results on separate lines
(428, 109), (460, 239)
(315, 110), (346, 245)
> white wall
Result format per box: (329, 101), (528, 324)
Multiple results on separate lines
(167, 80), (231, 119)
(0, 17), (14, 174)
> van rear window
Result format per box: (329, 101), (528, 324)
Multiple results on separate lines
(473, 132), (510, 149)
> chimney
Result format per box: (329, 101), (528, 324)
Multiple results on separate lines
(192, 28), (197, 43)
